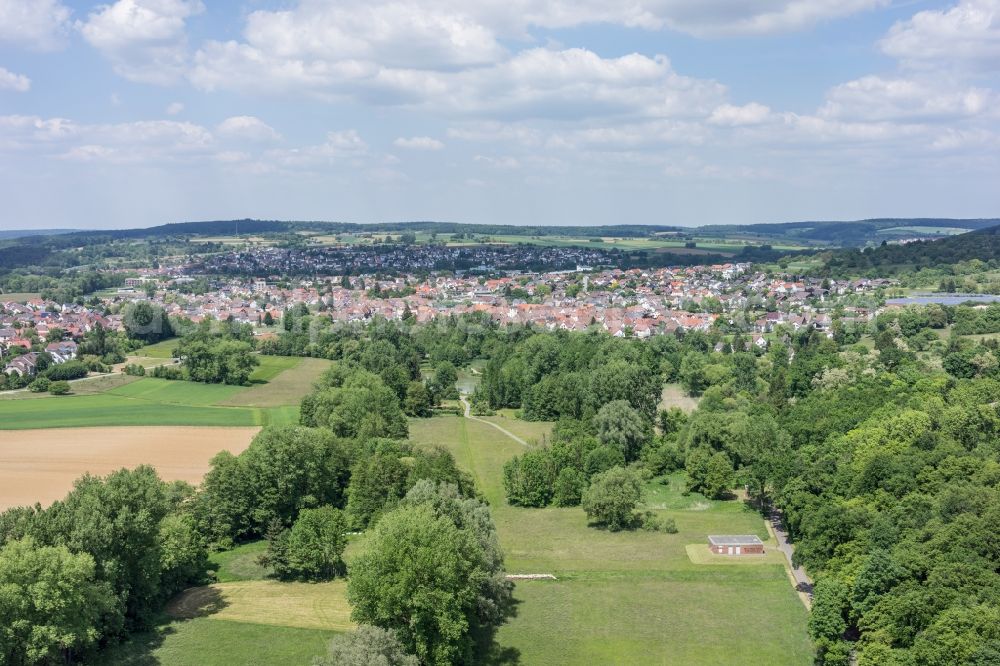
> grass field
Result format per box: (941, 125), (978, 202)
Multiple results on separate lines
(659, 383), (700, 413)
(95, 617), (338, 666)
(0, 292), (41, 302)
(168, 581), (354, 631)
(407, 415), (813, 665)
(137, 339), (180, 358)
(0, 355), (320, 429)
(220, 357), (331, 407)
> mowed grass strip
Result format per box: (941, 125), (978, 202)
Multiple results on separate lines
(108, 377), (247, 405)
(220, 357), (333, 407)
(501, 576), (811, 666)
(93, 618), (338, 666)
(167, 580), (356, 632)
(248, 355), (301, 383)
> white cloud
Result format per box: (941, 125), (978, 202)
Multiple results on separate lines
(79, 0), (204, 84)
(216, 116), (281, 142)
(393, 136), (444, 150)
(165, 101), (184, 115)
(241, 1), (505, 69)
(0, 114), (213, 162)
(262, 130), (368, 169)
(820, 76), (995, 121)
(653, 0), (890, 36)
(474, 154), (520, 169)
(708, 102), (772, 126)
(194, 45), (726, 121)
(0, 0), (71, 51)
(880, 0), (1000, 73)
(0, 66), (30, 92)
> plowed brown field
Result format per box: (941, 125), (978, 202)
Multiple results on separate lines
(0, 426), (259, 510)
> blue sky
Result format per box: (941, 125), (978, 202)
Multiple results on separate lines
(1, 0), (998, 229)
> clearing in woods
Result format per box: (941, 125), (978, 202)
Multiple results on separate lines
(0, 426), (259, 510)
(407, 414), (812, 665)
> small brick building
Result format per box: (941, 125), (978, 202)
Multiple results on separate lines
(708, 535), (764, 556)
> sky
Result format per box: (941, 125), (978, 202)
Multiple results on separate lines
(0, 0), (998, 230)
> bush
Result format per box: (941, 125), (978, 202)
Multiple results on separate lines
(123, 363), (146, 377)
(44, 361), (88, 381)
(29, 376), (51, 393)
(315, 625), (418, 666)
(151, 365), (184, 380)
(49, 381), (71, 395)
(640, 511), (678, 533)
(86, 359), (111, 373)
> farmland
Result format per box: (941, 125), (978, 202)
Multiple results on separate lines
(0, 354), (323, 430)
(0, 426), (258, 510)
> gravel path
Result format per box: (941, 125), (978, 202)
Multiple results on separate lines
(459, 396), (530, 447)
(768, 508), (813, 607)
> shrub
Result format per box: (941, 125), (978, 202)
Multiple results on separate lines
(29, 376), (51, 393)
(49, 381), (71, 395)
(640, 511), (678, 533)
(123, 363), (146, 377)
(315, 625), (418, 666)
(151, 365), (184, 380)
(44, 361), (87, 381)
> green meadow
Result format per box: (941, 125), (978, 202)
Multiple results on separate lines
(408, 415), (812, 665)
(0, 355), (321, 430)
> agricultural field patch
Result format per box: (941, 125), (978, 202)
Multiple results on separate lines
(0, 292), (42, 302)
(0, 389), (295, 429)
(0, 426), (258, 510)
(220, 357), (332, 407)
(877, 226), (971, 235)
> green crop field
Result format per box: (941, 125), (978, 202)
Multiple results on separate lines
(220, 357), (332, 407)
(408, 415), (813, 665)
(0, 391), (296, 429)
(0, 360), (316, 429)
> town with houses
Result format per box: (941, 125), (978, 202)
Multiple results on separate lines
(1, 255), (894, 379)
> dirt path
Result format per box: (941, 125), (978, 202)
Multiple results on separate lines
(459, 396), (529, 447)
(767, 508), (813, 609)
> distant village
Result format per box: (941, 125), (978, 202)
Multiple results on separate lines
(1, 258), (894, 378)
